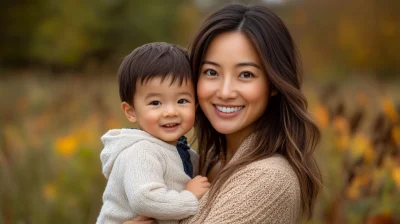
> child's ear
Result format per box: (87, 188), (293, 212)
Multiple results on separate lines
(121, 102), (136, 123)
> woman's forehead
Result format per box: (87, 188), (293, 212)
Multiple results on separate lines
(203, 31), (261, 65)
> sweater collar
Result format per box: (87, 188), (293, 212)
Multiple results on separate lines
(227, 133), (257, 165)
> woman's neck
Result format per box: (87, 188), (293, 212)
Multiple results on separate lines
(224, 124), (256, 163)
(225, 132), (251, 163)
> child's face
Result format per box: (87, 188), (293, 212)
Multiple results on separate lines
(131, 76), (195, 145)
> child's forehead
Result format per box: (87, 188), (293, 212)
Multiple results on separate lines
(135, 75), (194, 96)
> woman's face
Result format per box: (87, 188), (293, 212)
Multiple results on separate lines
(197, 31), (270, 141)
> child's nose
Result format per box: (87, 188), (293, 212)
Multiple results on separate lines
(163, 104), (178, 117)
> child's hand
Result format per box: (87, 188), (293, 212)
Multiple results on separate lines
(184, 175), (211, 199)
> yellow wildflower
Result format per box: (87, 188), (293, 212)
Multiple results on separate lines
(55, 135), (78, 158)
(351, 133), (371, 158)
(313, 105), (330, 129)
(346, 174), (370, 200)
(333, 116), (350, 134)
(336, 134), (350, 151)
(346, 178), (361, 200)
(363, 146), (375, 164)
(382, 96), (398, 123)
(43, 183), (57, 200)
(392, 167), (400, 189)
(392, 125), (400, 146)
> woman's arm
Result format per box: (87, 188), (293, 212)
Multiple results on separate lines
(182, 165), (301, 224)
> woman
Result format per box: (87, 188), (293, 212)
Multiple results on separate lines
(127, 3), (321, 223)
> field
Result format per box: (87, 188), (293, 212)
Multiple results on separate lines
(1, 72), (399, 223)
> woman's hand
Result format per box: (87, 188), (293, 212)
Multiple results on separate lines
(123, 216), (157, 224)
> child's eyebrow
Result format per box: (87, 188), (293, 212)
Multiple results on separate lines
(144, 93), (161, 99)
(179, 92), (194, 97)
(144, 92), (193, 99)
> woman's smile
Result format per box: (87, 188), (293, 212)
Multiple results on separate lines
(214, 105), (244, 113)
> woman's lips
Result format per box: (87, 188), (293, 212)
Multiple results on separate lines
(213, 105), (244, 118)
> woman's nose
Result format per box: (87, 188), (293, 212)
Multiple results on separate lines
(215, 77), (238, 100)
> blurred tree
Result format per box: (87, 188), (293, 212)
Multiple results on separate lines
(0, 0), (399, 78)
(284, 0), (400, 78)
(30, 0), (109, 67)
(0, 0), (201, 70)
(0, 0), (46, 66)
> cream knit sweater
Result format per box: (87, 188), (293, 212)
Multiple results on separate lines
(97, 129), (199, 224)
(180, 134), (302, 224)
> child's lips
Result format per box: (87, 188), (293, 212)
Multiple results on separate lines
(162, 123), (179, 128)
(161, 123), (180, 130)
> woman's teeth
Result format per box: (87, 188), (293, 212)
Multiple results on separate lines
(215, 105), (244, 113)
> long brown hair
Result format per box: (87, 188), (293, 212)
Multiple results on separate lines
(189, 3), (322, 219)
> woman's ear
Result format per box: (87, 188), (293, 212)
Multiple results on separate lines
(121, 102), (137, 123)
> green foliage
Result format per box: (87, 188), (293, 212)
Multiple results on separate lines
(0, 0), (201, 68)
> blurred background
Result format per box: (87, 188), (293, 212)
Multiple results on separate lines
(0, 0), (399, 223)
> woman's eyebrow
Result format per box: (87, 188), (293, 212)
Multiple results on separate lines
(203, 60), (261, 69)
(236, 62), (261, 69)
(202, 60), (220, 67)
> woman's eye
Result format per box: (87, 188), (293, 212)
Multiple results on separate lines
(177, 99), (189, 104)
(239, 71), (254, 78)
(204, 69), (217, 76)
(149, 101), (161, 106)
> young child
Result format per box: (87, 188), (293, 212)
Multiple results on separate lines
(96, 42), (210, 224)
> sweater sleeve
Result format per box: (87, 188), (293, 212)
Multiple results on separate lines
(118, 145), (199, 220)
(187, 166), (301, 224)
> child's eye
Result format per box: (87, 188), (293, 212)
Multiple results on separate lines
(149, 101), (161, 106)
(177, 99), (189, 104)
(204, 69), (217, 76)
(239, 71), (254, 78)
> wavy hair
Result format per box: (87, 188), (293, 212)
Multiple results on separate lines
(189, 4), (322, 219)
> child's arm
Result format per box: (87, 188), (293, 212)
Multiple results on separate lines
(117, 145), (205, 220)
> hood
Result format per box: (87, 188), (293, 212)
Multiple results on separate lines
(100, 128), (162, 179)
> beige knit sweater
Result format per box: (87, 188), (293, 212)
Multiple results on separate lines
(180, 134), (302, 224)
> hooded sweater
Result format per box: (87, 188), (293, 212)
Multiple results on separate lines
(180, 134), (302, 224)
(96, 129), (199, 224)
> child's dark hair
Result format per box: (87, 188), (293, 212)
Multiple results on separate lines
(118, 42), (192, 105)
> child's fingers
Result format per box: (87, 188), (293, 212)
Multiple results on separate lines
(202, 182), (211, 188)
(199, 176), (208, 182)
(192, 175), (202, 180)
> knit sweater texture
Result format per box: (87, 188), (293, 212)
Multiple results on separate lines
(96, 129), (199, 224)
(180, 134), (302, 224)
